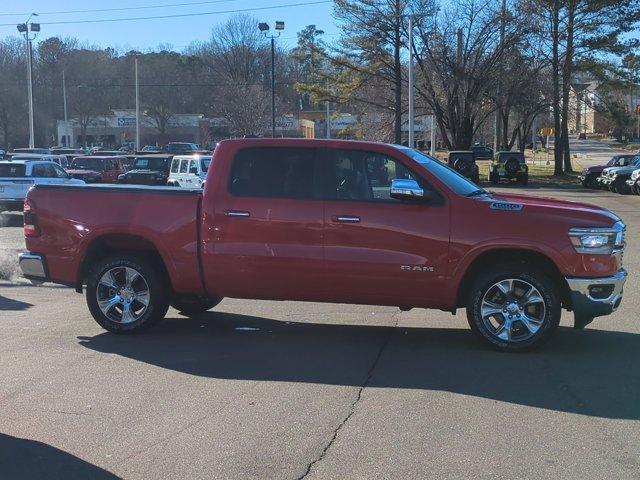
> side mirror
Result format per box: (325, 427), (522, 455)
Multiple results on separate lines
(390, 178), (431, 201)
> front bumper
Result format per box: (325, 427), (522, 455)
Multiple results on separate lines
(598, 177), (612, 186)
(626, 179), (638, 187)
(18, 253), (48, 284)
(566, 269), (627, 325)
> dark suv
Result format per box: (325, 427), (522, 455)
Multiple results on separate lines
(471, 145), (494, 160)
(448, 151), (480, 184)
(117, 154), (172, 185)
(489, 151), (528, 185)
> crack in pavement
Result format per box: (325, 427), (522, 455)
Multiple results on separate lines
(297, 311), (400, 480)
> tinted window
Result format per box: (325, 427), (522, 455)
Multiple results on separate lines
(72, 158), (105, 170)
(326, 149), (419, 202)
(201, 158), (211, 172)
(32, 164), (56, 178)
(179, 159), (189, 174)
(229, 148), (316, 199)
(0, 164), (26, 177)
(171, 159), (180, 173)
(52, 164), (68, 178)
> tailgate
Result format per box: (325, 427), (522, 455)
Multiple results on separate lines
(0, 178), (33, 200)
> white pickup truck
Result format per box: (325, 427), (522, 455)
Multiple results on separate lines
(0, 159), (84, 212)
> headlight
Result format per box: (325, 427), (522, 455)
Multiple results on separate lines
(632, 171), (639, 180)
(611, 174), (617, 180)
(568, 221), (625, 255)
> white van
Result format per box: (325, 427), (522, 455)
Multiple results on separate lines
(168, 155), (211, 188)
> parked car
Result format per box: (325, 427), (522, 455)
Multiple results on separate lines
(0, 159), (83, 212)
(90, 150), (124, 157)
(117, 154), (172, 185)
(10, 147), (51, 156)
(11, 154), (70, 169)
(488, 151), (528, 184)
(579, 154), (636, 189)
(625, 168), (640, 195)
(163, 142), (199, 155)
(19, 138), (627, 352)
(141, 145), (162, 153)
(598, 156), (640, 193)
(448, 151), (480, 183)
(50, 148), (85, 161)
(168, 154), (211, 188)
(67, 156), (126, 183)
(471, 145), (493, 160)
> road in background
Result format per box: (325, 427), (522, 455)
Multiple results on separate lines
(1, 184), (638, 479)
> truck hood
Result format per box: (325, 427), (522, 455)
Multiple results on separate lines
(67, 169), (101, 176)
(583, 164), (606, 174)
(481, 192), (619, 228)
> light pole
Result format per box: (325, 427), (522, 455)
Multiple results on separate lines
(17, 14), (39, 149)
(134, 54), (140, 151)
(406, 13), (431, 150)
(259, 21), (285, 138)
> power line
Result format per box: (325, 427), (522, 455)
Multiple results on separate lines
(0, 0), (243, 17)
(0, 1), (333, 27)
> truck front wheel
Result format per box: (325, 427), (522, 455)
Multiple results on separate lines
(86, 255), (170, 333)
(466, 265), (561, 351)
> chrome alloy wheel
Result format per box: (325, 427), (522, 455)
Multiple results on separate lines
(480, 279), (546, 342)
(96, 267), (150, 324)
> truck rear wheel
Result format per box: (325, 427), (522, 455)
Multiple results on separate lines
(86, 255), (169, 333)
(171, 297), (222, 316)
(466, 264), (560, 352)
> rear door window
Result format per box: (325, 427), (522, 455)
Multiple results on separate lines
(179, 159), (189, 174)
(171, 159), (180, 173)
(229, 147), (317, 199)
(0, 164), (26, 177)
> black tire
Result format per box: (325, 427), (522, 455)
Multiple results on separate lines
(171, 297), (223, 316)
(466, 264), (561, 352)
(504, 158), (519, 175)
(454, 158), (473, 178)
(86, 254), (170, 333)
(585, 175), (598, 189)
(519, 174), (529, 185)
(489, 170), (499, 184)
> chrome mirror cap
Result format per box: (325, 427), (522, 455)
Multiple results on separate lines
(390, 178), (424, 200)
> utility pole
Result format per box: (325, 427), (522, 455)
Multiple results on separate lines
(259, 21), (285, 138)
(17, 14), (39, 149)
(135, 54), (140, 151)
(326, 101), (331, 139)
(62, 70), (68, 122)
(408, 15), (414, 148)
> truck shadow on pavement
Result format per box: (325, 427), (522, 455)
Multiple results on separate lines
(0, 433), (118, 480)
(78, 312), (640, 420)
(0, 294), (32, 311)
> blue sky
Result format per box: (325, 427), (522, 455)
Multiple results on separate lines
(0, 0), (339, 51)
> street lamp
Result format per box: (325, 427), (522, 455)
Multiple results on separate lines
(17, 13), (39, 149)
(259, 21), (285, 137)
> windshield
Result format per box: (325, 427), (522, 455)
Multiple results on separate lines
(396, 147), (483, 196)
(167, 143), (197, 153)
(133, 158), (169, 170)
(201, 157), (212, 172)
(72, 158), (105, 170)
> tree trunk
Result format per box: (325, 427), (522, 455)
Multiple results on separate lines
(561, 0), (576, 173)
(551, 0), (563, 175)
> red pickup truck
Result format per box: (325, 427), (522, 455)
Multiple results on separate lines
(18, 139), (627, 351)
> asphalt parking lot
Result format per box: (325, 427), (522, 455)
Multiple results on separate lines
(1, 182), (639, 479)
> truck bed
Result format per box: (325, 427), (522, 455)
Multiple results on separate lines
(25, 183), (205, 294)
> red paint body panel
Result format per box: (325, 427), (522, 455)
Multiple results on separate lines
(26, 138), (623, 311)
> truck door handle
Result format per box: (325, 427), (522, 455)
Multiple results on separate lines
(226, 210), (250, 217)
(334, 215), (360, 223)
